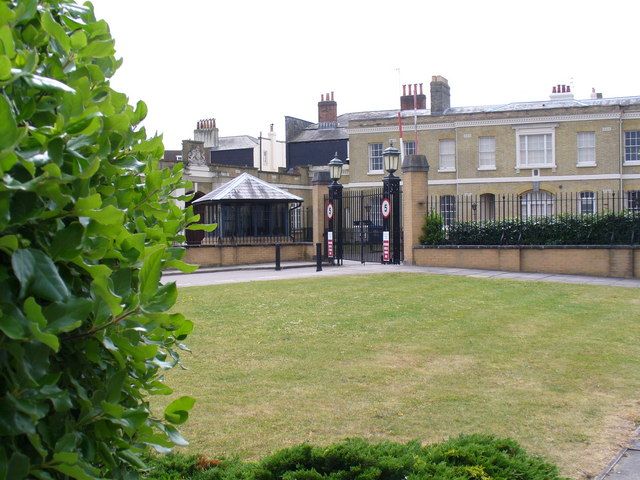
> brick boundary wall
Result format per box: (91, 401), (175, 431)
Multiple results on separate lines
(413, 245), (640, 278)
(184, 243), (315, 268)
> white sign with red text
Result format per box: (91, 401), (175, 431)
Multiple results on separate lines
(383, 230), (390, 262)
(327, 231), (334, 258)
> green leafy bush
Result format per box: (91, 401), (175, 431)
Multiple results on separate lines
(0, 1), (211, 478)
(418, 212), (445, 245)
(423, 214), (640, 245)
(144, 435), (569, 480)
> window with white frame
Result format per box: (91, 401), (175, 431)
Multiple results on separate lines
(403, 140), (416, 158)
(368, 143), (383, 172)
(478, 137), (496, 169)
(577, 132), (596, 166)
(628, 190), (640, 212)
(440, 195), (456, 226)
(625, 131), (640, 163)
(439, 139), (455, 171)
(579, 191), (595, 214)
(520, 191), (554, 219)
(516, 128), (555, 168)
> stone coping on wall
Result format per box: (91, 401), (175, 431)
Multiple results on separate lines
(416, 244), (638, 250)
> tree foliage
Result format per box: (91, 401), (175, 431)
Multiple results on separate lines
(0, 1), (208, 478)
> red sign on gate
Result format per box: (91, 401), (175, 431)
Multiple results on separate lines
(382, 231), (390, 262)
(327, 231), (334, 258)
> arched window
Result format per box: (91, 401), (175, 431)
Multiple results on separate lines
(479, 193), (495, 221)
(520, 190), (554, 220)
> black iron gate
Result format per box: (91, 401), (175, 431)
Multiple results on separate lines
(324, 187), (403, 263)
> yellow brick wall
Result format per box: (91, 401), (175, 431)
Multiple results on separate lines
(183, 244), (314, 267)
(413, 247), (640, 278)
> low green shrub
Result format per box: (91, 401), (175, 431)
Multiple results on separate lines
(426, 213), (640, 246)
(419, 212), (445, 245)
(143, 435), (568, 480)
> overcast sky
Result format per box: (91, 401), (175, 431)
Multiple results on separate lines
(90, 0), (640, 150)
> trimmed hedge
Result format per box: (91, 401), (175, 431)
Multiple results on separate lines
(143, 435), (569, 480)
(430, 214), (640, 246)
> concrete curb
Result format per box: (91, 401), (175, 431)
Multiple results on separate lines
(163, 262), (325, 276)
(597, 425), (640, 479)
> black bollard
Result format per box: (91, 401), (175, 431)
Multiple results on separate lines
(275, 243), (281, 271)
(316, 242), (322, 272)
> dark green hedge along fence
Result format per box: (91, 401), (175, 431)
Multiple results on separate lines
(421, 213), (640, 246)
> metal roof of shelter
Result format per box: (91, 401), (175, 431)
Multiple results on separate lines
(193, 173), (303, 204)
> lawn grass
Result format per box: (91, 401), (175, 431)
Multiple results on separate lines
(161, 273), (640, 479)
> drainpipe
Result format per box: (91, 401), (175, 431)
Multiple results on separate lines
(619, 112), (623, 199)
(259, 131), (263, 173)
(455, 126), (459, 196)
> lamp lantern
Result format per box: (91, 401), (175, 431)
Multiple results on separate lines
(329, 153), (343, 182)
(383, 140), (401, 176)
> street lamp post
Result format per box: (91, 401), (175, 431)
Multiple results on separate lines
(382, 141), (401, 264)
(328, 153), (343, 266)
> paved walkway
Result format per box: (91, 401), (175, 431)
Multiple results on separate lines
(165, 260), (640, 288)
(164, 261), (640, 478)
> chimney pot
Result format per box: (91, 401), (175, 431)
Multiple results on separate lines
(321, 93), (324, 101)
(419, 83), (423, 95)
(331, 91), (334, 101)
(413, 83), (418, 96)
(402, 84), (406, 96)
(567, 85), (571, 93)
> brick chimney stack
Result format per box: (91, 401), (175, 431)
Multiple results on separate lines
(400, 83), (427, 111)
(194, 117), (219, 148)
(430, 76), (450, 115)
(318, 92), (337, 129)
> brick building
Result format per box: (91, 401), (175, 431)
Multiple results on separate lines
(346, 76), (640, 217)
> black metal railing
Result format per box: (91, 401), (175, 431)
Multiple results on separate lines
(195, 205), (313, 246)
(427, 191), (640, 225)
(424, 190), (640, 245)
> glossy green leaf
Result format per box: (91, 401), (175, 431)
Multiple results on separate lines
(142, 282), (177, 313)
(51, 463), (94, 480)
(162, 424), (189, 446)
(0, 54), (10, 80)
(79, 39), (114, 58)
(0, 95), (18, 151)
(0, 25), (15, 58)
(186, 222), (217, 232)
(44, 297), (92, 333)
(0, 304), (29, 339)
(50, 222), (84, 260)
(24, 297), (60, 352)
(70, 30), (87, 49)
(24, 73), (75, 93)
(0, 234), (18, 253)
(165, 259), (198, 273)
(12, 249), (70, 302)
(139, 245), (164, 304)
(41, 10), (70, 54)
(7, 452), (29, 480)
(163, 396), (195, 425)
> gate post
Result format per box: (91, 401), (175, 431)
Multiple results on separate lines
(401, 154), (429, 265)
(311, 171), (331, 248)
